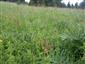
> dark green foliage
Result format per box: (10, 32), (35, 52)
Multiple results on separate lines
(0, 0), (17, 2)
(51, 21), (85, 64)
(61, 3), (66, 8)
(80, 0), (85, 9)
(75, 2), (78, 8)
(0, 0), (63, 7)
(58, 22), (85, 63)
(67, 2), (71, 8)
(71, 4), (74, 8)
(29, 0), (62, 6)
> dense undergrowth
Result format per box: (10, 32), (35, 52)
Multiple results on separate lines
(0, 2), (85, 64)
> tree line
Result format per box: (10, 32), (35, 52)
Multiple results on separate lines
(29, 0), (62, 7)
(0, 0), (85, 8)
(0, 0), (65, 7)
(66, 0), (85, 9)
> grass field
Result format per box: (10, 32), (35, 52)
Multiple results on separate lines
(0, 2), (85, 64)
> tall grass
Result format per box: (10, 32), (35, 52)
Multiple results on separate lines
(0, 2), (85, 64)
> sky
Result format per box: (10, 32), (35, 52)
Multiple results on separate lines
(62, 0), (83, 5)
(25, 0), (30, 3)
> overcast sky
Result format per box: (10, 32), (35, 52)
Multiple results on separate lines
(62, 0), (83, 5)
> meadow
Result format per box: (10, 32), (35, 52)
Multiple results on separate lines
(0, 2), (85, 64)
